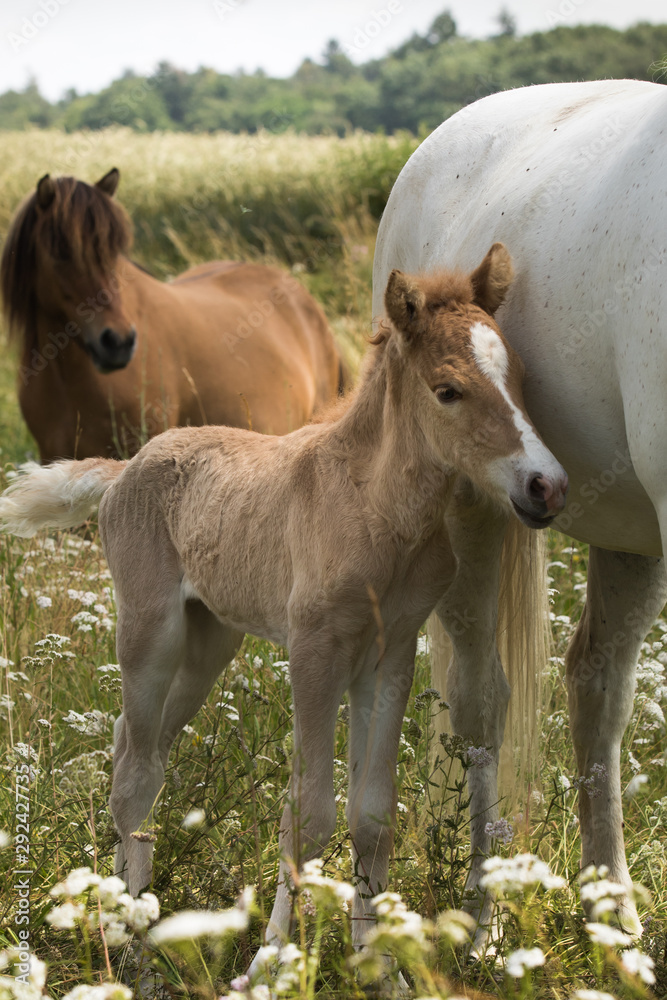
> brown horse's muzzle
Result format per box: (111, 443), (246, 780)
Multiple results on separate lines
(87, 326), (137, 373)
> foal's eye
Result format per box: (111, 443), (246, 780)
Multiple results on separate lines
(435, 386), (461, 404)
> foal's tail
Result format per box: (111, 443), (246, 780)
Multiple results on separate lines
(0, 458), (126, 537)
(429, 517), (550, 797)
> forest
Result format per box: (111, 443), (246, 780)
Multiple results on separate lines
(2, 12), (666, 135)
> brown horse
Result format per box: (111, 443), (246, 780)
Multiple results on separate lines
(1, 169), (345, 461)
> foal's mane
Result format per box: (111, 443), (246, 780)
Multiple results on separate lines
(0, 175), (132, 349)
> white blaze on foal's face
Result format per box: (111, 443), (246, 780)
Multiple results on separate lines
(469, 320), (567, 523)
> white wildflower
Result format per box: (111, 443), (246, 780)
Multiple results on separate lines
(125, 893), (160, 933)
(437, 909), (476, 945)
(51, 867), (101, 897)
(505, 946), (546, 977)
(95, 876), (127, 907)
(62, 985), (132, 1000)
(620, 948), (655, 984)
(585, 922), (632, 947)
(182, 808), (206, 829)
(36, 595), (52, 608)
(151, 905), (249, 944)
(300, 858), (354, 910)
(624, 774), (649, 799)
(572, 991), (617, 1000)
(62, 710), (112, 735)
(480, 853), (565, 895)
(47, 900), (87, 928)
(71, 611), (99, 632)
(100, 919), (130, 947)
(0, 831), (10, 849)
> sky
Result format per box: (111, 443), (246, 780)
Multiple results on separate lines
(2, 0), (666, 102)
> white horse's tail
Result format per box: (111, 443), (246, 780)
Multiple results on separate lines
(430, 517), (550, 795)
(0, 459), (127, 537)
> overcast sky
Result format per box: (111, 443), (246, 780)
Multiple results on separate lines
(2, 0), (666, 101)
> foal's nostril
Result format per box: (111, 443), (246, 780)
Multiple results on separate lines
(529, 474), (552, 503)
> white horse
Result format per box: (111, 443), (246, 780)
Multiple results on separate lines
(373, 78), (667, 936)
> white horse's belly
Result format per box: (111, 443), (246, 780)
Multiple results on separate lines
(374, 80), (667, 556)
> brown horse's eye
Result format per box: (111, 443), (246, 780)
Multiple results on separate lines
(436, 386), (461, 404)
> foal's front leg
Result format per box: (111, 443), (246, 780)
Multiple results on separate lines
(249, 630), (349, 976)
(433, 496), (509, 935)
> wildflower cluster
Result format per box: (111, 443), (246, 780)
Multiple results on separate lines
(47, 868), (159, 946)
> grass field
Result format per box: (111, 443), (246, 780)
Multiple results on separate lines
(0, 130), (666, 1000)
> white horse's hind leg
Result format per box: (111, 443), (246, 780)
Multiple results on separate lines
(565, 547), (667, 933)
(433, 497), (508, 934)
(346, 652), (414, 949)
(111, 589), (186, 896)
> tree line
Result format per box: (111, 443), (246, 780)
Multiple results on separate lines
(1, 13), (666, 135)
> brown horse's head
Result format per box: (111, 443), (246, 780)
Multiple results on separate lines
(1, 168), (138, 372)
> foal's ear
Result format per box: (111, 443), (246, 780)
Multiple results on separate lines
(36, 174), (56, 210)
(384, 269), (426, 339)
(470, 243), (514, 316)
(95, 167), (120, 197)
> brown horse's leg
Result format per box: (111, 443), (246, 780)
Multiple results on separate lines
(157, 600), (243, 766)
(346, 647), (415, 949)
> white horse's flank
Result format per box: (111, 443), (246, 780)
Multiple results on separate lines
(0, 249), (567, 970)
(373, 78), (667, 934)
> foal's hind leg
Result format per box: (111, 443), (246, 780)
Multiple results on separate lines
(157, 600), (243, 767)
(111, 586), (187, 896)
(565, 547), (667, 934)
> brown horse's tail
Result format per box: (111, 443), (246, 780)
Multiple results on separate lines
(0, 458), (126, 538)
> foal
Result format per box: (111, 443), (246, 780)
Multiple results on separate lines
(0, 244), (567, 962)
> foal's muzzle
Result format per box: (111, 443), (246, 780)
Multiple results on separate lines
(88, 326), (137, 373)
(511, 471), (569, 528)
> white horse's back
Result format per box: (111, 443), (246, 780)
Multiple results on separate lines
(375, 79), (667, 554)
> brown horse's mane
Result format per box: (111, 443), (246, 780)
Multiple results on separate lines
(0, 176), (133, 350)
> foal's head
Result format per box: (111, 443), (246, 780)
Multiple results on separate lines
(1, 168), (137, 372)
(381, 244), (568, 526)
